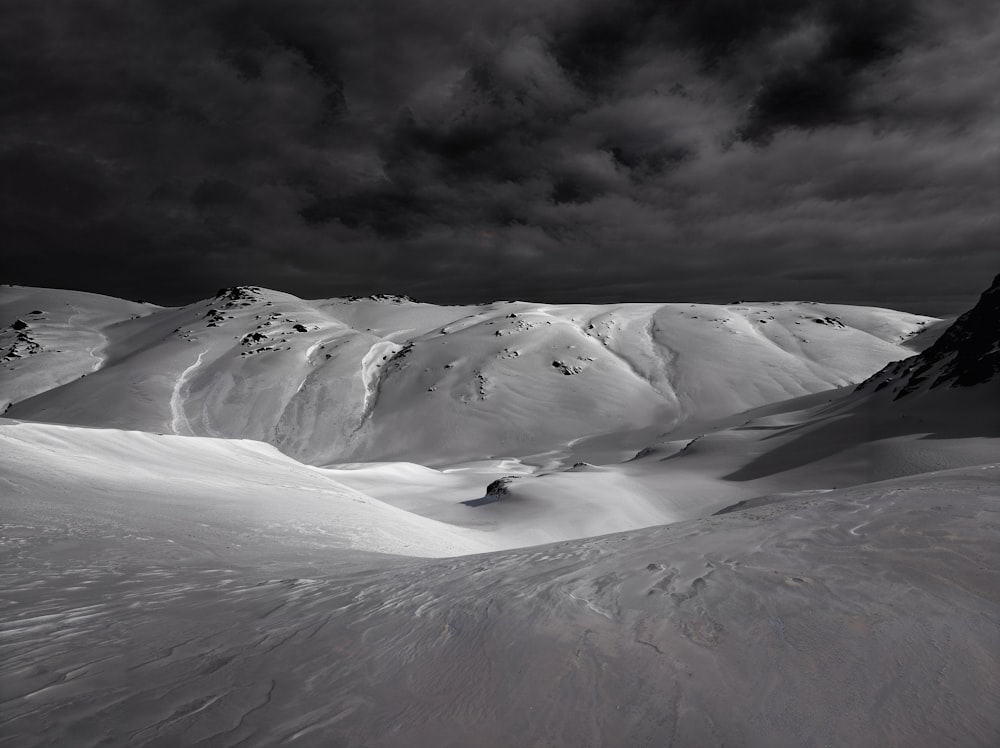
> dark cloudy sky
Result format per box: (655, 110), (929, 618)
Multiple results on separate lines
(2, 0), (997, 313)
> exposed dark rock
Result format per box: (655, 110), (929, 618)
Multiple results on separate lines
(813, 316), (846, 328)
(629, 446), (657, 461)
(462, 476), (520, 507)
(346, 294), (416, 303)
(215, 286), (263, 302)
(1, 323), (42, 362)
(240, 332), (268, 346)
(204, 308), (228, 327)
(857, 273), (1000, 397)
(551, 360), (584, 375)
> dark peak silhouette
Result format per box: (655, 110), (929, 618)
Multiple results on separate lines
(858, 273), (1000, 398)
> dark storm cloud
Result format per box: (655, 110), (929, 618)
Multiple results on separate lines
(1, 0), (997, 313)
(735, 0), (919, 143)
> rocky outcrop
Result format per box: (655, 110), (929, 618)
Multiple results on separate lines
(2, 319), (42, 362)
(462, 476), (520, 506)
(858, 273), (1000, 398)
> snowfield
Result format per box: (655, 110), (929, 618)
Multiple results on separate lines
(2, 465), (998, 746)
(1, 280), (998, 746)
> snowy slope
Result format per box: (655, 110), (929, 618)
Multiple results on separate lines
(2, 285), (937, 465)
(0, 419), (490, 558)
(1, 281), (998, 746)
(327, 276), (997, 543)
(3, 283), (992, 555)
(322, 377), (999, 548)
(5, 367), (993, 559)
(0, 286), (157, 412)
(0, 416), (747, 553)
(2, 463), (997, 747)
(571, 274), (1000, 518)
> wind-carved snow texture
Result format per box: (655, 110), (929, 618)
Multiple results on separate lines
(66, 304), (106, 373)
(0, 465), (998, 747)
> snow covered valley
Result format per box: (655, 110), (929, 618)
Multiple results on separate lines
(1, 280), (998, 746)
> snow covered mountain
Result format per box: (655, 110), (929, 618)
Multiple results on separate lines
(2, 284), (938, 465)
(611, 273), (999, 506)
(0, 285), (155, 411)
(1, 282), (977, 552)
(2, 279), (998, 747)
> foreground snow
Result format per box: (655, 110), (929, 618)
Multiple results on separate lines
(2, 465), (998, 746)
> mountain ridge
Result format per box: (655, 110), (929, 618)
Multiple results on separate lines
(2, 284), (939, 466)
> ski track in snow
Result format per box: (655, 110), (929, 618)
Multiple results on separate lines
(66, 304), (107, 374)
(169, 351), (207, 436)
